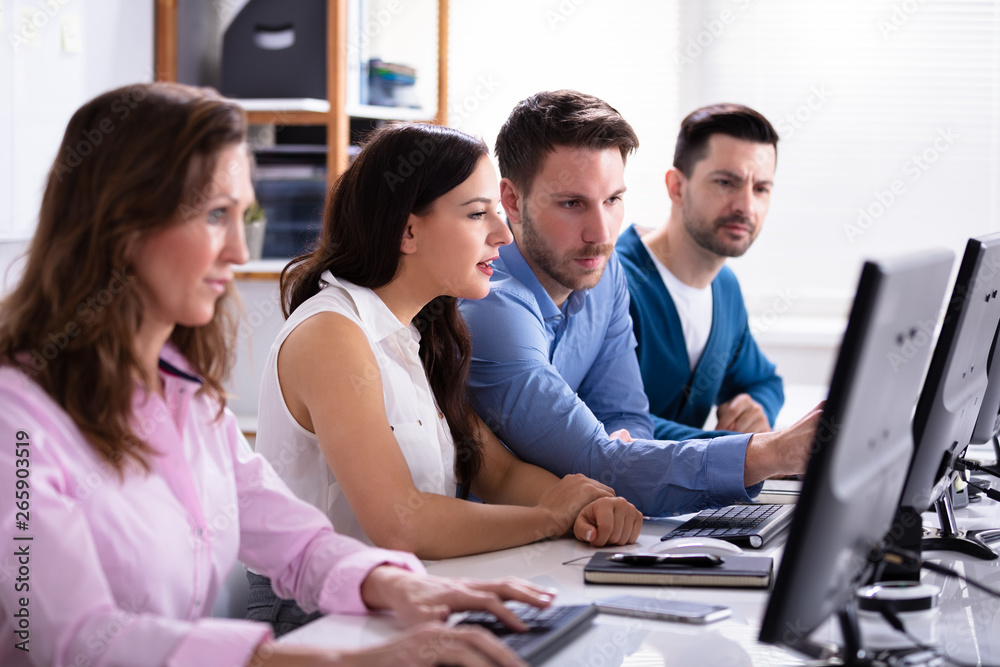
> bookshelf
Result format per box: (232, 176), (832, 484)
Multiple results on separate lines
(154, 0), (449, 181)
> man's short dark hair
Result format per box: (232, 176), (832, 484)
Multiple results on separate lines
(495, 90), (639, 194)
(673, 103), (779, 177)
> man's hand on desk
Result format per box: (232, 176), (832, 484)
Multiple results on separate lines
(574, 496), (643, 546)
(535, 473), (643, 546)
(716, 394), (771, 433)
(743, 402), (825, 487)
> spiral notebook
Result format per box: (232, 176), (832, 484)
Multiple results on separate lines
(584, 552), (774, 588)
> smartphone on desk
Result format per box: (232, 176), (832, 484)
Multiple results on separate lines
(607, 553), (723, 567)
(595, 595), (731, 624)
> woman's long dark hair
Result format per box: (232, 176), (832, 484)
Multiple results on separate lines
(281, 123), (489, 496)
(0, 82), (246, 475)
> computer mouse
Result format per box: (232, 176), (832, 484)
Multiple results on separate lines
(650, 536), (744, 557)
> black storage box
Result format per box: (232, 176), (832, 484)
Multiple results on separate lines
(220, 0), (327, 99)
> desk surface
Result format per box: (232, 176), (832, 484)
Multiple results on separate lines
(282, 493), (1000, 665)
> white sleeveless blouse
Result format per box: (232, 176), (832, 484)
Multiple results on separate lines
(255, 271), (457, 545)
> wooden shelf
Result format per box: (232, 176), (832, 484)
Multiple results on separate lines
(234, 259), (291, 280)
(244, 107), (435, 126)
(245, 110), (332, 126)
(345, 104), (437, 122)
(155, 0), (448, 183)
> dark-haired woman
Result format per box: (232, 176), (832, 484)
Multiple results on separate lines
(255, 123), (642, 565)
(0, 82), (558, 667)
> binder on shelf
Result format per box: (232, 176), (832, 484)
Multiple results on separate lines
(584, 552), (774, 588)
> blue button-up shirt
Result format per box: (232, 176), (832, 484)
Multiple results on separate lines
(459, 240), (760, 516)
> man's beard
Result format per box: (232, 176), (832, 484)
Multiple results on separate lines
(684, 210), (757, 258)
(522, 210), (614, 293)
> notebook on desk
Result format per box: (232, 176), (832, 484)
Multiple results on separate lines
(584, 551), (773, 588)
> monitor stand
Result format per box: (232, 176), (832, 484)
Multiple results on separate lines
(922, 490), (1000, 560)
(990, 433), (1000, 476)
(792, 604), (940, 666)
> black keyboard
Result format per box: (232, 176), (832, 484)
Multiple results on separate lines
(661, 503), (795, 548)
(454, 604), (597, 665)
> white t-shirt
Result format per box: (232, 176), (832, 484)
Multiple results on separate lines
(255, 271), (457, 545)
(642, 240), (714, 372)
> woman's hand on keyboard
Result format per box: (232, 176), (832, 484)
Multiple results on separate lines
(334, 621), (528, 667)
(362, 565), (556, 631)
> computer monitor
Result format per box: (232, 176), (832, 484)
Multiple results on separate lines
(893, 233), (1000, 562)
(969, 319), (1000, 452)
(759, 250), (953, 662)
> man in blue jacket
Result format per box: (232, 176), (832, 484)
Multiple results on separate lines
(617, 104), (784, 441)
(459, 91), (817, 516)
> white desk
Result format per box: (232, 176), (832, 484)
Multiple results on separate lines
(281, 498), (1000, 665)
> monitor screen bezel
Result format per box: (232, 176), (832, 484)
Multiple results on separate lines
(758, 250), (953, 653)
(900, 233), (1000, 514)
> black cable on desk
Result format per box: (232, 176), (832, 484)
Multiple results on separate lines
(883, 548), (1000, 599)
(965, 478), (1000, 503)
(875, 605), (1000, 667)
(956, 457), (1000, 482)
(919, 559), (1000, 599)
(874, 548), (1000, 666)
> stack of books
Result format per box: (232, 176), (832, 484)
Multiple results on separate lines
(367, 59), (420, 108)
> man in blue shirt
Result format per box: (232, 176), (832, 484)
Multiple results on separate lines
(617, 104), (784, 442)
(460, 90), (819, 516)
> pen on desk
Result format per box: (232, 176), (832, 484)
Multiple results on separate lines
(608, 553), (724, 567)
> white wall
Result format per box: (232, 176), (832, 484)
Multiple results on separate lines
(679, 0), (1000, 308)
(446, 0), (842, 385)
(448, 0), (1000, 388)
(0, 0), (153, 294)
(7, 0), (992, 392)
(447, 0), (679, 230)
(363, 0), (438, 115)
(0, 239), (26, 294)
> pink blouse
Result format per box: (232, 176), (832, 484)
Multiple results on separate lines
(0, 345), (423, 666)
